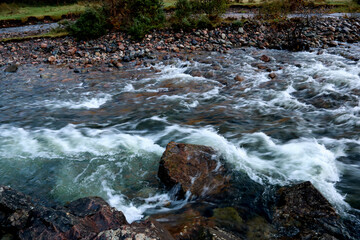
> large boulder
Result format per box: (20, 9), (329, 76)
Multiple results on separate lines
(273, 181), (349, 239)
(158, 142), (230, 199)
(0, 185), (173, 240)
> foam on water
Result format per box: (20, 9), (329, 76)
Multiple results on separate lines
(42, 93), (112, 109)
(0, 124), (164, 159)
(145, 124), (350, 212)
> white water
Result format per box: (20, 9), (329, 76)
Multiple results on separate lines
(1, 44), (360, 224)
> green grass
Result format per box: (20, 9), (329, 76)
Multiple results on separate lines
(0, 30), (69, 43)
(164, 0), (177, 7)
(0, 3), (87, 21)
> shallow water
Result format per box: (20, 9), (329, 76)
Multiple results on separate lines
(1, 44), (360, 225)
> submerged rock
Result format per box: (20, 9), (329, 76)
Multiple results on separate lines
(158, 142), (229, 199)
(0, 186), (172, 240)
(4, 64), (18, 73)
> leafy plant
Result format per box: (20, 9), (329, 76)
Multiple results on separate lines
(67, 8), (108, 40)
(191, 0), (229, 17)
(103, 0), (165, 40)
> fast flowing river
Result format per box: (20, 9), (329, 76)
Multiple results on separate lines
(0, 45), (359, 227)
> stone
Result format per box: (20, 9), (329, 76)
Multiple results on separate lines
(273, 181), (343, 239)
(158, 142), (229, 199)
(4, 64), (18, 73)
(0, 185), (175, 240)
(234, 75), (245, 82)
(40, 43), (47, 49)
(268, 73), (276, 79)
(260, 55), (271, 62)
(152, 206), (207, 240)
(47, 56), (56, 63)
(94, 218), (174, 240)
(68, 47), (77, 56)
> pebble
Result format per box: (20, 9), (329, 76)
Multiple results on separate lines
(0, 17), (359, 69)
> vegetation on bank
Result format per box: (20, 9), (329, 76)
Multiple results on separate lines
(0, 2), (87, 21)
(1, 0), (359, 42)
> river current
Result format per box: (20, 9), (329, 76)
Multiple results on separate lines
(1, 45), (359, 226)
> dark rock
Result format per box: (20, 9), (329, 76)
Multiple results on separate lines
(94, 218), (175, 240)
(0, 185), (175, 239)
(0, 186), (33, 231)
(4, 64), (18, 73)
(260, 55), (271, 62)
(273, 181), (346, 239)
(158, 142), (229, 199)
(268, 73), (276, 79)
(234, 75), (245, 82)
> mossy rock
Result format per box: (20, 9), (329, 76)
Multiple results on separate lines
(212, 207), (245, 232)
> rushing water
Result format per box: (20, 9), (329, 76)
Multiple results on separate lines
(1, 44), (360, 226)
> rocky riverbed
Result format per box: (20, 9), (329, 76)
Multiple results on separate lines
(1, 142), (358, 239)
(1, 17), (359, 70)
(1, 14), (360, 240)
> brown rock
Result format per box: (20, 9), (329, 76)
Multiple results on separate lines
(234, 75), (245, 82)
(273, 181), (341, 239)
(118, 43), (125, 51)
(68, 47), (77, 56)
(48, 56), (56, 63)
(268, 73), (276, 79)
(40, 43), (47, 49)
(260, 54), (271, 62)
(158, 142), (229, 199)
(152, 206), (207, 240)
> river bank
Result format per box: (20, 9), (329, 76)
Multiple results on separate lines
(1, 16), (360, 71)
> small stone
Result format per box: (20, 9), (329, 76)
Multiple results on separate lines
(4, 64), (18, 73)
(68, 47), (76, 55)
(95, 52), (101, 57)
(268, 73), (276, 79)
(234, 75), (245, 82)
(260, 55), (271, 62)
(118, 44), (125, 51)
(238, 27), (244, 34)
(40, 43), (47, 49)
(115, 62), (123, 68)
(48, 56), (56, 63)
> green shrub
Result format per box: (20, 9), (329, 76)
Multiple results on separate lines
(258, 0), (306, 20)
(175, 0), (192, 19)
(191, 0), (229, 17)
(128, 16), (151, 40)
(103, 0), (165, 40)
(232, 19), (244, 28)
(67, 8), (107, 40)
(196, 14), (212, 29)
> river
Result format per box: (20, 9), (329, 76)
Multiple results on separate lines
(0, 44), (359, 228)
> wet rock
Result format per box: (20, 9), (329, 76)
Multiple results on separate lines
(268, 72), (276, 79)
(94, 218), (174, 240)
(212, 207), (245, 233)
(4, 64), (18, 73)
(153, 206), (208, 240)
(246, 216), (274, 240)
(260, 55), (271, 62)
(158, 142), (229, 199)
(0, 186), (33, 231)
(273, 181), (345, 239)
(189, 70), (202, 77)
(234, 75), (245, 82)
(0, 185), (175, 240)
